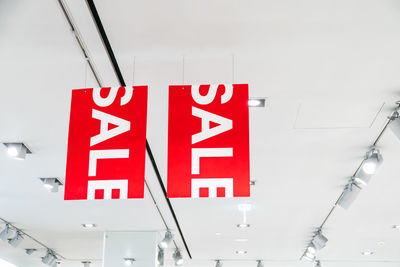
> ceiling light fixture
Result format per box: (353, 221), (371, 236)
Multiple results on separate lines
(314, 260), (321, 267)
(256, 260), (264, 267)
(82, 223), (96, 229)
(360, 147), (383, 176)
(215, 260), (223, 267)
(307, 244), (316, 254)
(124, 258), (135, 266)
(237, 223), (250, 228)
(25, 249), (37, 255)
(157, 248), (164, 266)
(362, 251), (374, 256)
(248, 98), (266, 107)
(393, 225), (400, 229)
(302, 252), (315, 262)
(389, 104), (400, 141)
(312, 230), (328, 250)
(8, 231), (23, 247)
(159, 231), (173, 249)
(235, 250), (247, 255)
(40, 178), (62, 193)
(173, 249), (184, 266)
(3, 143), (31, 160)
(42, 250), (56, 265)
(337, 179), (362, 209)
(82, 261), (91, 267)
(0, 224), (12, 241)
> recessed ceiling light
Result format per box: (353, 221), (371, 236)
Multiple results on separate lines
(361, 251), (374, 256)
(248, 98), (266, 107)
(82, 223), (96, 228)
(237, 223), (250, 228)
(235, 250), (247, 255)
(3, 143), (32, 160)
(235, 238), (248, 242)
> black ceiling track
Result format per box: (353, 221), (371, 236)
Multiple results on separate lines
(85, 0), (192, 259)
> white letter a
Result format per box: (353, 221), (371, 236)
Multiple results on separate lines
(192, 107), (232, 144)
(90, 109), (131, 146)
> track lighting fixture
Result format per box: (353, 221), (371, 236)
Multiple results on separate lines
(3, 143), (31, 160)
(82, 261), (91, 267)
(42, 250), (56, 265)
(25, 248), (37, 255)
(315, 260), (321, 267)
(124, 258), (135, 266)
(248, 98), (266, 107)
(389, 105), (400, 140)
(256, 260), (264, 267)
(355, 147), (383, 185)
(8, 231), (23, 247)
(302, 252), (315, 262)
(215, 260), (222, 267)
(0, 224), (12, 241)
(40, 178), (62, 193)
(159, 231), (173, 249)
(312, 231), (328, 250)
(307, 244), (316, 254)
(173, 249), (184, 266)
(337, 179), (362, 209)
(157, 248), (164, 266)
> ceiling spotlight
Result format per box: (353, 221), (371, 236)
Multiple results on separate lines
(302, 252), (315, 262)
(0, 224), (12, 241)
(25, 248), (37, 255)
(312, 231), (328, 250)
(256, 260), (264, 267)
(40, 178), (62, 193)
(235, 250), (247, 255)
(307, 244), (316, 254)
(157, 248), (164, 266)
(250, 180), (256, 186)
(361, 148), (383, 175)
(215, 260), (223, 267)
(237, 223), (250, 228)
(42, 250), (56, 265)
(393, 225), (400, 229)
(173, 249), (184, 266)
(337, 179), (362, 209)
(3, 143), (31, 160)
(314, 260), (321, 267)
(124, 258), (135, 266)
(361, 251), (374, 256)
(248, 98), (266, 107)
(8, 231), (23, 247)
(82, 223), (96, 228)
(389, 105), (400, 141)
(82, 261), (91, 267)
(159, 231), (173, 249)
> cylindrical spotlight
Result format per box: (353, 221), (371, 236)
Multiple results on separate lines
(0, 224), (12, 241)
(159, 231), (173, 249)
(256, 260), (264, 267)
(215, 260), (223, 267)
(8, 231), (23, 247)
(173, 249), (184, 266)
(157, 248), (165, 266)
(362, 148), (383, 175)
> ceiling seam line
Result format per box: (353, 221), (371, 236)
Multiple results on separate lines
(84, 0), (192, 259)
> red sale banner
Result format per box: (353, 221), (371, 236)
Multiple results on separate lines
(64, 86), (148, 200)
(168, 84), (250, 198)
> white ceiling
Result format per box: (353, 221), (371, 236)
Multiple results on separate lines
(1, 0), (400, 266)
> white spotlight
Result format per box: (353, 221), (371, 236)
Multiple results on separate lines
(157, 248), (164, 266)
(3, 143), (31, 160)
(0, 224), (12, 241)
(302, 252), (315, 262)
(312, 231), (328, 250)
(337, 180), (362, 209)
(361, 148), (383, 175)
(124, 258), (135, 266)
(215, 260), (223, 267)
(307, 244), (316, 254)
(25, 249), (37, 255)
(389, 106), (400, 140)
(8, 231), (23, 247)
(42, 251), (55, 265)
(159, 231), (173, 249)
(248, 98), (266, 107)
(173, 249), (184, 266)
(40, 178), (62, 193)
(256, 260), (264, 267)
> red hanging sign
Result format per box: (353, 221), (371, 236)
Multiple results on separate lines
(64, 86), (148, 200)
(167, 84), (250, 198)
